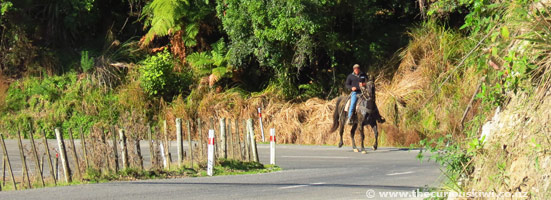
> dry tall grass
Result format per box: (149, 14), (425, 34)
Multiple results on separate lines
(0, 74), (9, 111)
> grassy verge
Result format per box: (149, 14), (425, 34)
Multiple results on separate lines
(0, 159), (280, 191)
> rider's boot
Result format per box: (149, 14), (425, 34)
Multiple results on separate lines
(346, 117), (353, 125)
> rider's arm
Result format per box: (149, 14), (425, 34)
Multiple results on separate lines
(345, 75), (353, 90)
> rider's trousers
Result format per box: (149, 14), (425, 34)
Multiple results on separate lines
(348, 91), (358, 118)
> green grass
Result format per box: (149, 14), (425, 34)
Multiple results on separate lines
(0, 159), (281, 191)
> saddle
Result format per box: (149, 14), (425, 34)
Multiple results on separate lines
(344, 97), (374, 115)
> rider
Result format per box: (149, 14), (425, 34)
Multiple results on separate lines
(345, 64), (367, 124)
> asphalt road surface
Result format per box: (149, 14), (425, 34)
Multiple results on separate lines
(1, 141), (442, 200)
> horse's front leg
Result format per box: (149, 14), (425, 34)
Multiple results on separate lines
(350, 124), (358, 152)
(372, 124), (379, 151)
(359, 125), (366, 154)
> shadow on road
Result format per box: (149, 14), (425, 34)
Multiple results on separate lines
(123, 181), (421, 191)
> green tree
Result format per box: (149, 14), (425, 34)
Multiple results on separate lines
(217, 0), (417, 98)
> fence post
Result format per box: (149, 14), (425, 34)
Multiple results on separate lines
(1, 155), (3, 191)
(17, 130), (32, 188)
(235, 119), (243, 161)
(154, 127), (161, 168)
(0, 133), (17, 190)
(197, 118), (205, 161)
(111, 126), (119, 172)
(227, 120), (233, 159)
(270, 128), (276, 165)
(176, 118), (183, 168)
(41, 130), (56, 185)
(67, 129), (81, 179)
(219, 118), (227, 159)
(186, 120), (193, 168)
(136, 137), (144, 170)
(28, 125), (45, 187)
(30, 134), (45, 187)
(197, 118), (204, 160)
(207, 130), (215, 176)
(2, 155), (4, 189)
(247, 119), (259, 162)
(119, 129), (129, 169)
(147, 124), (155, 169)
(79, 127), (89, 169)
(257, 108), (266, 142)
(163, 120), (171, 169)
(101, 127), (110, 170)
(54, 128), (71, 183)
(243, 120), (250, 161)
(54, 154), (59, 181)
(160, 141), (167, 169)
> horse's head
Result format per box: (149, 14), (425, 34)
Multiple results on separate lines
(359, 80), (374, 98)
(357, 80), (376, 125)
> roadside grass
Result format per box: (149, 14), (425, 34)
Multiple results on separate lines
(0, 159), (281, 191)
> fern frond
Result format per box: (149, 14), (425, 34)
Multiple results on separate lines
(187, 51), (213, 68)
(141, 0), (190, 44)
(212, 66), (229, 78)
(183, 23), (199, 46)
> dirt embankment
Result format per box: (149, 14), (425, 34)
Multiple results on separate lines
(465, 89), (551, 198)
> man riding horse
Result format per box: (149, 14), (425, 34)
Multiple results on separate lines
(330, 64), (385, 153)
(345, 64), (384, 125)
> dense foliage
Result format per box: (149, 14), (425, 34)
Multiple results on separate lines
(1, 0), (418, 95)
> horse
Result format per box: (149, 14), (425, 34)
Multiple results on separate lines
(329, 81), (382, 153)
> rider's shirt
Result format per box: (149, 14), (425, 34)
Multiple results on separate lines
(345, 72), (367, 94)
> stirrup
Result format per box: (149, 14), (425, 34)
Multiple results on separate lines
(346, 117), (353, 125)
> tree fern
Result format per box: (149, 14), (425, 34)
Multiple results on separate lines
(141, 0), (211, 45)
(187, 38), (231, 79)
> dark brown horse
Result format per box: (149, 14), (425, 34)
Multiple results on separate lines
(329, 81), (383, 153)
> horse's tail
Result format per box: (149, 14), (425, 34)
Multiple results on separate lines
(329, 96), (343, 133)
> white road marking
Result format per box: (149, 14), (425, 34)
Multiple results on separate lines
(386, 171), (414, 176)
(282, 156), (350, 159)
(279, 185), (309, 189)
(279, 182), (326, 189)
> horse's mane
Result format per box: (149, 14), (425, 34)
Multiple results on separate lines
(359, 81), (375, 101)
(357, 81), (376, 115)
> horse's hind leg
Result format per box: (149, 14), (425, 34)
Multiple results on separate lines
(359, 126), (366, 153)
(350, 124), (358, 152)
(371, 123), (379, 151)
(338, 113), (345, 148)
(338, 124), (345, 148)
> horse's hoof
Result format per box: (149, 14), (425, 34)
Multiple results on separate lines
(361, 150), (367, 154)
(338, 142), (343, 148)
(373, 146), (378, 151)
(353, 149), (359, 152)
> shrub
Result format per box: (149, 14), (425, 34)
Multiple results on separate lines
(139, 50), (191, 100)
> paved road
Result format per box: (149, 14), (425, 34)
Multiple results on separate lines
(1, 143), (442, 200)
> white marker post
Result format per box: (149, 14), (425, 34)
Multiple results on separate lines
(270, 128), (276, 165)
(258, 108), (265, 142)
(160, 142), (167, 169)
(207, 130), (215, 176)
